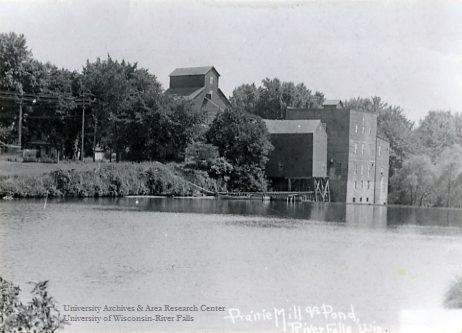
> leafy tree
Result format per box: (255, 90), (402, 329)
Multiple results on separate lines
(206, 109), (273, 191)
(185, 142), (219, 168)
(0, 277), (64, 333)
(344, 96), (384, 113)
(445, 275), (462, 308)
(255, 78), (286, 119)
(414, 111), (458, 160)
(230, 78), (324, 119)
(0, 34), (83, 156)
(377, 105), (415, 172)
(389, 154), (436, 206)
(229, 83), (259, 114)
(0, 33), (35, 146)
(26, 64), (81, 159)
(147, 97), (206, 162)
(434, 145), (462, 207)
(82, 56), (206, 162)
(82, 56), (160, 161)
(184, 142), (234, 188)
(0, 32), (32, 92)
(82, 56), (139, 161)
(455, 112), (462, 145)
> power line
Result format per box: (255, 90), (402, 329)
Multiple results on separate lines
(0, 90), (95, 105)
(0, 89), (96, 150)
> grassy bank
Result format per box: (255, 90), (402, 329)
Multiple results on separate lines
(0, 161), (220, 198)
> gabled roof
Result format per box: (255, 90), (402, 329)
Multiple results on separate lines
(164, 87), (205, 100)
(217, 88), (232, 107)
(323, 99), (343, 107)
(169, 66), (220, 77)
(264, 119), (323, 134)
(376, 133), (390, 143)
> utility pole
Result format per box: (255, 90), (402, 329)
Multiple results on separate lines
(80, 96), (85, 161)
(93, 116), (97, 162)
(18, 91), (23, 149)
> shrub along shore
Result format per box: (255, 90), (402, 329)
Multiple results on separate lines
(0, 162), (220, 198)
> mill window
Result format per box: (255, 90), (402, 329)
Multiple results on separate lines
(278, 162), (284, 171)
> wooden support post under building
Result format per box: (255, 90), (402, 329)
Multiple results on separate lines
(313, 178), (331, 203)
(314, 178), (318, 202)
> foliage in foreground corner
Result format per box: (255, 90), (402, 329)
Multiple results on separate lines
(0, 277), (64, 333)
(445, 275), (462, 309)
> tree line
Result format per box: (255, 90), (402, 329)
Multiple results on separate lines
(0, 33), (206, 163)
(1, 32), (462, 205)
(0, 32), (273, 193)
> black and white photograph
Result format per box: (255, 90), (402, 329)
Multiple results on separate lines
(1, 0), (462, 332)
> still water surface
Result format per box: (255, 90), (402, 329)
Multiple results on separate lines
(1, 197), (462, 332)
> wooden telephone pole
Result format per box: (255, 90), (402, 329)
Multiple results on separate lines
(80, 97), (85, 161)
(77, 91), (95, 161)
(18, 92), (23, 149)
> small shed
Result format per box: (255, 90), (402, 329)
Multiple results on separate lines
(264, 119), (327, 191)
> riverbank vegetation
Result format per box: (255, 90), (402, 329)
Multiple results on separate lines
(0, 161), (224, 198)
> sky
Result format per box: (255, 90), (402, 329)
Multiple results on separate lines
(1, 0), (462, 122)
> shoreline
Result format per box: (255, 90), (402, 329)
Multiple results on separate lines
(0, 161), (220, 199)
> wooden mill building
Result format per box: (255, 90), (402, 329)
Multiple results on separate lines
(165, 66), (231, 123)
(285, 100), (389, 204)
(264, 119), (329, 200)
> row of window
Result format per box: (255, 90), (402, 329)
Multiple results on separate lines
(353, 143), (385, 156)
(353, 143), (365, 155)
(353, 172), (385, 191)
(354, 116), (373, 135)
(354, 124), (372, 135)
(353, 163), (384, 177)
(354, 180), (371, 190)
(354, 162), (374, 177)
(352, 197), (369, 203)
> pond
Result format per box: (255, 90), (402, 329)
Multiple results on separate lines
(1, 197), (462, 332)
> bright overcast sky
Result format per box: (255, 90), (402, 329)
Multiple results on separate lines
(1, 0), (462, 122)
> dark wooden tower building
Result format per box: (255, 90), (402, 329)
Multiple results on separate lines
(165, 66), (231, 123)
